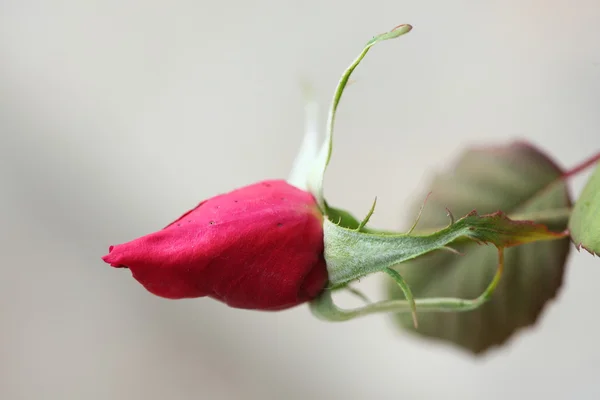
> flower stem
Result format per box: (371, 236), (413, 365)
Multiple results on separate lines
(562, 151), (600, 180)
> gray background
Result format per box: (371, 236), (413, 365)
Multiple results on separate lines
(2, 1), (600, 399)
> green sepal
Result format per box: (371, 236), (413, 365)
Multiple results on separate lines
(324, 203), (362, 230)
(306, 24), (413, 211)
(325, 210), (566, 288)
(310, 248), (506, 322)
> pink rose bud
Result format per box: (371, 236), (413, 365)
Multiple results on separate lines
(102, 180), (328, 311)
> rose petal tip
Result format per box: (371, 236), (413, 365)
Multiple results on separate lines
(102, 245), (128, 268)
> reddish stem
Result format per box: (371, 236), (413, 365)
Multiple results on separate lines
(562, 151), (600, 179)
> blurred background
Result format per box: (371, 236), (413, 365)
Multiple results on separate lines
(2, 1), (600, 399)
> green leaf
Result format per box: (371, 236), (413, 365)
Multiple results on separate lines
(386, 141), (572, 354)
(569, 162), (600, 255)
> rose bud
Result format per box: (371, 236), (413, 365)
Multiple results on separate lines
(102, 180), (328, 311)
(102, 24), (421, 319)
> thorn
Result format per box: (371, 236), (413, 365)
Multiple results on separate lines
(446, 207), (455, 226)
(407, 191), (432, 234)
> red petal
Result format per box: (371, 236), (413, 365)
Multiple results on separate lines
(102, 180), (328, 310)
